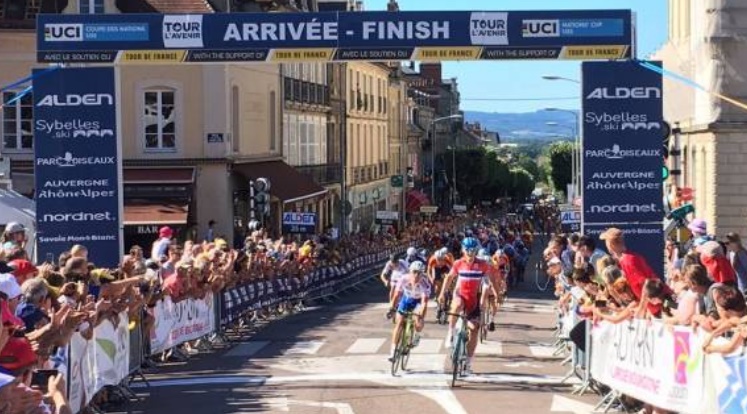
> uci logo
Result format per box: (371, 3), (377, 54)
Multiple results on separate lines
(522, 20), (559, 38)
(44, 24), (83, 42)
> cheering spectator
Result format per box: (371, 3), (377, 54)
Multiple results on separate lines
(725, 232), (747, 296)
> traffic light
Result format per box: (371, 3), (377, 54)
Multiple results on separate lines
(253, 177), (271, 216)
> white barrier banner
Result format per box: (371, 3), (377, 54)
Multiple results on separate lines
(703, 353), (747, 414)
(590, 320), (705, 414)
(150, 292), (216, 354)
(67, 312), (131, 414)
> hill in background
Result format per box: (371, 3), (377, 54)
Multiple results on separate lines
(464, 110), (578, 142)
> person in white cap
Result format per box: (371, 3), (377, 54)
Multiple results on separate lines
(0, 273), (22, 313)
(1, 222), (27, 258)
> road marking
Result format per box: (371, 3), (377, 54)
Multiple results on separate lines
(550, 394), (596, 413)
(288, 400), (355, 414)
(411, 338), (442, 354)
(475, 340), (503, 356)
(257, 397), (290, 412)
(284, 340), (324, 355)
(132, 372), (574, 388)
(529, 344), (558, 358)
(224, 341), (269, 357)
(346, 338), (386, 354)
(410, 389), (468, 414)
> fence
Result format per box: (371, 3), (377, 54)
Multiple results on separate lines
(553, 314), (747, 414)
(60, 247), (398, 413)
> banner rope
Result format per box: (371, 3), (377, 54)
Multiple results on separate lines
(0, 67), (60, 110)
(635, 59), (747, 113)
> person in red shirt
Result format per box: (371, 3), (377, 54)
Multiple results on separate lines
(600, 227), (669, 314)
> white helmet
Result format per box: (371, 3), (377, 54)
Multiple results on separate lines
(409, 261), (425, 273)
(406, 247), (418, 257)
(435, 247), (448, 260)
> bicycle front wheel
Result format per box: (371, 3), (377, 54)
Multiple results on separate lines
(450, 331), (465, 388)
(401, 319), (413, 371)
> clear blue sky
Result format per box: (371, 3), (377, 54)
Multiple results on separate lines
(364, 0), (668, 113)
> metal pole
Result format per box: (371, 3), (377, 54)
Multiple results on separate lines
(339, 64), (348, 235)
(399, 99), (410, 232)
(452, 139), (456, 208)
(249, 180), (255, 220)
(430, 121), (435, 206)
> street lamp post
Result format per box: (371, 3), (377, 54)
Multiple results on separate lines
(542, 76), (582, 200)
(430, 114), (463, 207)
(545, 108), (580, 198)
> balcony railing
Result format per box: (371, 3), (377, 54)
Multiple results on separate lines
(296, 163), (342, 186)
(284, 77), (330, 107)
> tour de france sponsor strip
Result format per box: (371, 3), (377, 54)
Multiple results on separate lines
(480, 46), (562, 60)
(411, 47), (483, 61)
(268, 48), (336, 62)
(116, 50), (188, 64)
(558, 45), (629, 59)
(333, 47), (414, 61)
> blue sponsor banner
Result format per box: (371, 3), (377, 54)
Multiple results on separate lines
(282, 212), (317, 235)
(584, 223), (664, 280)
(582, 61), (664, 225)
(36, 10), (633, 63)
(33, 67), (121, 268)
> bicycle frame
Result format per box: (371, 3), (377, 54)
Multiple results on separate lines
(390, 311), (415, 376)
(448, 312), (470, 387)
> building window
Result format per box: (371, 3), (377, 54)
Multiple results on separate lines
(79, 0), (104, 14)
(2, 91), (33, 151)
(143, 89), (176, 152)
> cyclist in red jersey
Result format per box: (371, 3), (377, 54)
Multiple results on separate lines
(439, 237), (495, 374)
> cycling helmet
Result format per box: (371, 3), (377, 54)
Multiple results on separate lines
(477, 248), (489, 257)
(461, 237), (480, 254)
(406, 247), (417, 257)
(419, 248), (428, 258)
(409, 261), (425, 273)
(435, 247), (448, 259)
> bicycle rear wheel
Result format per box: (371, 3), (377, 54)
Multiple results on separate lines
(538, 263), (552, 292)
(479, 308), (488, 343)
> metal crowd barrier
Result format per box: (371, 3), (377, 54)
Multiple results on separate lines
(64, 246), (402, 413)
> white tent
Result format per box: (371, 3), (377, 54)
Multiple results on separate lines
(0, 188), (36, 259)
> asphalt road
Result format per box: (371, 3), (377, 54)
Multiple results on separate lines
(120, 274), (608, 414)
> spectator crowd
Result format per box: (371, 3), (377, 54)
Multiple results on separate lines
(0, 214), (474, 414)
(542, 217), (747, 414)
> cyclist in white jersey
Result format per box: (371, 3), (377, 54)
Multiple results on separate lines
(380, 254), (409, 304)
(387, 261), (431, 361)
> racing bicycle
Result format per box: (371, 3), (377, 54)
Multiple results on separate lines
(390, 311), (416, 376)
(535, 260), (552, 292)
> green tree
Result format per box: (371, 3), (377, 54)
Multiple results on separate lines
(509, 168), (536, 201)
(547, 141), (573, 196)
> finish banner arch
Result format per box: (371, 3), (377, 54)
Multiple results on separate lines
(36, 9), (634, 64)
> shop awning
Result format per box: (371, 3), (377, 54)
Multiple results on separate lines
(232, 161), (328, 204)
(123, 167), (195, 184)
(123, 201), (189, 226)
(406, 190), (430, 213)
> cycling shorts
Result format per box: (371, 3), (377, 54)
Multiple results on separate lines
(397, 295), (422, 314)
(433, 266), (449, 281)
(456, 290), (481, 321)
